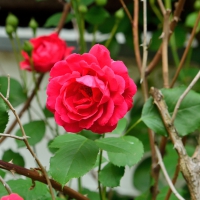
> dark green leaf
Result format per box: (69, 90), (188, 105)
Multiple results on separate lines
(133, 157), (151, 192)
(0, 98), (9, 133)
(142, 86), (200, 136)
(44, 13), (74, 27)
(85, 6), (109, 25)
(80, 0), (95, 5)
(0, 179), (51, 199)
(15, 120), (45, 147)
(99, 162), (125, 187)
(0, 169), (6, 178)
(80, 130), (101, 140)
(0, 76), (26, 107)
(95, 136), (144, 167)
(49, 134), (99, 185)
(43, 106), (54, 118)
(185, 11), (200, 32)
(112, 117), (127, 134)
(2, 149), (25, 167)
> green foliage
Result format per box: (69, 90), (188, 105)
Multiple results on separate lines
(82, 188), (100, 200)
(80, 0), (95, 5)
(112, 117), (127, 134)
(142, 86), (200, 136)
(185, 11), (200, 32)
(85, 6), (110, 25)
(43, 106), (54, 118)
(0, 76), (26, 107)
(49, 134), (99, 186)
(44, 12), (74, 27)
(15, 120), (46, 147)
(0, 169), (6, 178)
(0, 98), (9, 133)
(133, 157), (152, 192)
(0, 179), (51, 199)
(95, 136), (144, 167)
(99, 162), (125, 187)
(2, 149), (25, 167)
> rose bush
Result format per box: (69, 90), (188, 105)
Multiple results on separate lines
(1, 193), (23, 200)
(20, 33), (74, 73)
(46, 44), (137, 134)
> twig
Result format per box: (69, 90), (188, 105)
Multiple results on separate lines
(145, 0), (186, 76)
(162, 9), (171, 88)
(6, 75), (10, 99)
(0, 73), (44, 144)
(132, 0), (142, 71)
(0, 134), (30, 140)
(157, 0), (166, 15)
(55, 3), (71, 35)
(0, 160), (89, 200)
(155, 145), (185, 200)
(170, 11), (200, 87)
(150, 87), (200, 200)
(171, 70), (200, 123)
(0, 176), (12, 194)
(119, 0), (132, 22)
(0, 92), (55, 200)
(140, 0), (148, 83)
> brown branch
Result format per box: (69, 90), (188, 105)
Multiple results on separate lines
(170, 11), (200, 87)
(145, 0), (186, 76)
(133, 0), (142, 71)
(150, 87), (200, 200)
(55, 3), (71, 35)
(162, 9), (171, 88)
(157, 0), (166, 15)
(0, 160), (89, 200)
(119, 0), (132, 22)
(0, 74), (44, 144)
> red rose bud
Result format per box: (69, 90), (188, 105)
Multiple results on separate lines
(22, 41), (33, 57)
(20, 33), (74, 73)
(46, 44), (137, 134)
(29, 18), (38, 36)
(95, 0), (107, 6)
(6, 13), (19, 31)
(115, 8), (125, 20)
(5, 24), (14, 39)
(1, 193), (24, 200)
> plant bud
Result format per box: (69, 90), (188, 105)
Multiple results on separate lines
(6, 13), (19, 30)
(95, 0), (107, 6)
(29, 18), (38, 30)
(22, 41), (33, 56)
(78, 5), (88, 14)
(115, 8), (124, 20)
(194, 1), (200, 10)
(5, 25), (14, 39)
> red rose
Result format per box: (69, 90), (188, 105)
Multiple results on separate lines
(1, 193), (23, 200)
(20, 33), (74, 73)
(46, 44), (137, 134)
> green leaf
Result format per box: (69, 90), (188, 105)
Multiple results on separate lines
(80, 130), (101, 140)
(0, 76), (26, 107)
(49, 134), (99, 185)
(95, 136), (144, 167)
(93, 154), (107, 168)
(15, 120), (45, 147)
(0, 169), (6, 178)
(0, 179), (51, 199)
(112, 118), (127, 134)
(2, 149), (25, 167)
(85, 6), (109, 25)
(185, 12), (200, 32)
(43, 106), (54, 118)
(133, 157), (151, 192)
(0, 98), (9, 133)
(99, 163), (125, 187)
(82, 188), (100, 200)
(142, 86), (200, 136)
(44, 12), (74, 27)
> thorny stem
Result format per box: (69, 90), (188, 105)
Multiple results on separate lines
(157, 0), (166, 15)
(0, 134), (30, 140)
(0, 93), (55, 200)
(162, 9), (171, 88)
(0, 176), (12, 194)
(0, 160), (89, 200)
(170, 11), (200, 88)
(155, 145), (185, 200)
(145, 0), (186, 76)
(119, 0), (132, 22)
